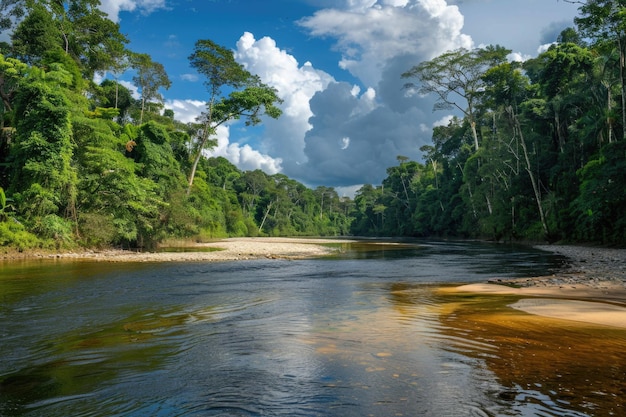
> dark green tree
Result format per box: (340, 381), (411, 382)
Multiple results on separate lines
(570, 0), (626, 139)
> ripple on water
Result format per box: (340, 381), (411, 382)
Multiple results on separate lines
(1, 244), (623, 417)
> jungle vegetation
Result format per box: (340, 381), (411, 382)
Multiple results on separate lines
(0, 0), (624, 251)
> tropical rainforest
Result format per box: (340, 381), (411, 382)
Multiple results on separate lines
(0, 0), (625, 251)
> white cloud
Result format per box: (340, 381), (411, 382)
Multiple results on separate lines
(340, 137), (350, 150)
(180, 73), (199, 82)
(187, 1), (475, 188)
(289, 81), (428, 186)
(298, 0), (472, 87)
(210, 125), (282, 174)
(433, 115), (454, 127)
(165, 99), (204, 123)
(99, 0), (167, 22)
(234, 32), (335, 168)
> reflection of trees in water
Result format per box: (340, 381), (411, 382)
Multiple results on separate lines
(437, 292), (626, 416)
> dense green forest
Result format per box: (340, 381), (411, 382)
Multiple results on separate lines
(352, 1), (626, 246)
(1, 0), (625, 250)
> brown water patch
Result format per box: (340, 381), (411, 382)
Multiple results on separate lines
(436, 289), (626, 416)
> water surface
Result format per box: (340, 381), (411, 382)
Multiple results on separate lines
(1, 240), (624, 416)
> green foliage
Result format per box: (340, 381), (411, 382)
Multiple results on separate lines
(571, 141), (626, 243)
(77, 212), (117, 248)
(0, 219), (40, 250)
(31, 214), (75, 247)
(10, 76), (77, 220)
(1, 16), (355, 251)
(10, 3), (63, 65)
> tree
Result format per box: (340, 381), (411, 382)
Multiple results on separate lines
(10, 2), (63, 64)
(571, 0), (626, 140)
(93, 79), (135, 122)
(64, 0), (129, 78)
(130, 53), (171, 125)
(9, 72), (78, 242)
(524, 41), (595, 151)
(0, 53), (28, 127)
(8, 0), (129, 78)
(402, 45), (510, 151)
(186, 39), (282, 195)
(482, 62), (550, 238)
(0, 0), (26, 34)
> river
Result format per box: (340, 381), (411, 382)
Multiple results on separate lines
(1, 240), (625, 416)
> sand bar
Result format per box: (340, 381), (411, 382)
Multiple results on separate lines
(447, 244), (626, 329)
(2, 237), (355, 262)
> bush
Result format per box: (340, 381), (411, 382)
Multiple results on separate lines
(31, 214), (75, 248)
(78, 212), (117, 248)
(0, 220), (41, 250)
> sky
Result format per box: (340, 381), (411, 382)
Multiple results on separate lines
(98, 0), (581, 196)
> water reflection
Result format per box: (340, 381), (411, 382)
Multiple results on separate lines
(0, 241), (622, 416)
(435, 289), (626, 417)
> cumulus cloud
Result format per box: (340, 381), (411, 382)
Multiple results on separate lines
(298, 0), (472, 87)
(290, 81), (428, 186)
(99, 0), (167, 22)
(266, 0), (473, 187)
(165, 99), (204, 123)
(233, 32), (335, 169)
(210, 125), (283, 174)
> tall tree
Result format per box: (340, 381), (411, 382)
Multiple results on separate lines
(482, 62), (550, 238)
(10, 2), (63, 64)
(570, 0), (626, 140)
(8, 0), (128, 78)
(402, 45), (510, 151)
(186, 39), (282, 195)
(130, 52), (171, 125)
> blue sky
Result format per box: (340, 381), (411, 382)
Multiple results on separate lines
(100, 0), (581, 196)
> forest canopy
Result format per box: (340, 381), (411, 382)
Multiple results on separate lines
(1, 0), (625, 250)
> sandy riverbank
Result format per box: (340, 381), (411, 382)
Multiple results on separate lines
(445, 244), (626, 329)
(1, 237), (355, 262)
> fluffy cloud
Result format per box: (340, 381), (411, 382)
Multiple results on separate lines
(99, 0), (167, 22)
(165, 99), (204, 123)
(210, 125), (283, 175)
(233, 32), (335, 170)
(298, 0), (472, 87)
(270, 0), (472, 187)
(292, 81), (428, 185)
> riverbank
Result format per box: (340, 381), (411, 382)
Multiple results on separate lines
(0, 237), (355, 262)
(446, 243), (626, 328)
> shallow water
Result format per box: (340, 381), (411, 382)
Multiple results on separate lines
(1, 240), (625, 416)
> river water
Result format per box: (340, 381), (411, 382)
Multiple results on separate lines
(1, 240), (625, 416)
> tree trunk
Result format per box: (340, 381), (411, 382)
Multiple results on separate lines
(186, 124), (211, 196)
(187, 98), (217, 195)
(617, 38), (626, 140)
(258, 201), (273, 233)
(509, 106), (549, 238)
(470, 120), (479, 151)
